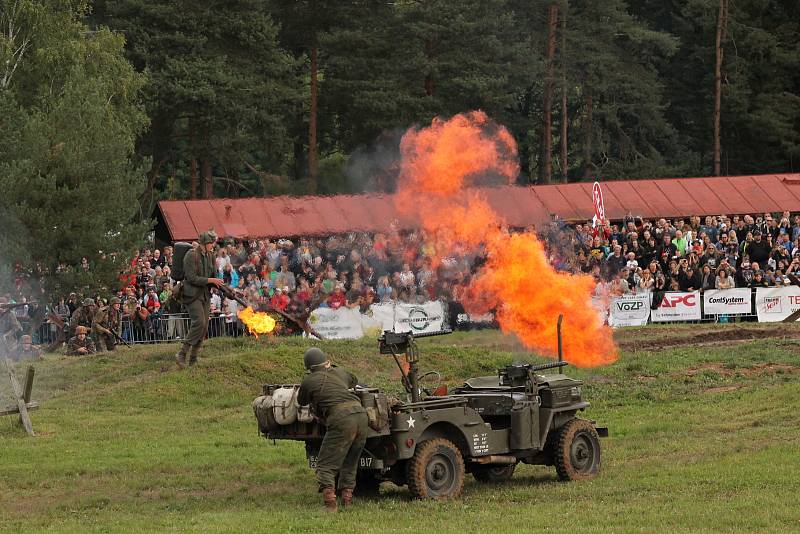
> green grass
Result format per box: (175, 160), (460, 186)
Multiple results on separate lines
(1, 327), (800, 533)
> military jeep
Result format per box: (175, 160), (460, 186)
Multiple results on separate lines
(253, 323), (607, 499)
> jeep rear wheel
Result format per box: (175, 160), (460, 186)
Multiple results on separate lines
(407, 438), (465, 499)
(472, 463), (516, 483)
(554, 419), (601, 481)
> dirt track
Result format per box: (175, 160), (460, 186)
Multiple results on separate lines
(613, 323), (800, 351)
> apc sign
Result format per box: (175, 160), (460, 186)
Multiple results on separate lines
(651, 291), (701, 322)
(609, 293), (650, 327)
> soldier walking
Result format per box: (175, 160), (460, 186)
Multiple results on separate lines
(297, 348), (369, 512)
(93, 297), (122, 351)
(66, 325), (96, 355)
(175, 230), (225, 368)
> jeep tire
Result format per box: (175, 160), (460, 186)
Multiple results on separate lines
(407, 438), (465, 499)
(554, 418), (601, 481)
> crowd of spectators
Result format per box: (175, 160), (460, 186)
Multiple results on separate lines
(544, 211), (800, 297)
(6, 211), (800, 346)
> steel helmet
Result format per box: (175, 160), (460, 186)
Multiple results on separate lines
(303, 347), (328, 370)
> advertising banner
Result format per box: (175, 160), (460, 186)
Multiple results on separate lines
(367, 303), (396, 332)
(393, 301), (446, 334)
(650, 291), (701, 322)
(755, 287), (800, 322)
(609, 293), (651, 327)
(309, 307), (364, 339)
(703, 288), (752, 315)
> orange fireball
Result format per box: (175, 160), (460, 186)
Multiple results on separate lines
(396, 111), (618, 367)
(238, 307), (276, 338)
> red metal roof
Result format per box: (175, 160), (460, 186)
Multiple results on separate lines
(156, 173), (800, 241)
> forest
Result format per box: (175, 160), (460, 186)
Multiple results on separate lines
(2, 0), (800, 220)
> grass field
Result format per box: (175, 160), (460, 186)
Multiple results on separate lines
(1, 325), (799, 533)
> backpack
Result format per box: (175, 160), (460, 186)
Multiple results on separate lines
(170, 242), (193, 282)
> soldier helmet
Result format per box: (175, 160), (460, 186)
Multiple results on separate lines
(199, 230), (218, 245)
(75, 326), (89, 335)
(303, 347), (328, 370)
(82, 298), (96, 307)
(21, 335), (32, 344)
(110, 297), (121, 305)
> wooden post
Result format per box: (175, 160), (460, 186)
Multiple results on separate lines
(4, 358), (35, 436)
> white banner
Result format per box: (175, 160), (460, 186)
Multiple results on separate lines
(703, 288), (752, 315)
(755, 287), (800, 322)
(609, 293), (651, 327)
(309, 307), (364, 339)
(393, 301), (446, 334)
(367, 302), (396, 332)
(650, 291), (701, 322)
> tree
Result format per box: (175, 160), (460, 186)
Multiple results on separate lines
(93, 0), (299, 208)
(0, 0), (149, 299)
(713, 0), (728, 176)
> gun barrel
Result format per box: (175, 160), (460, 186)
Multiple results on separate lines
(529, 361), (569, 372)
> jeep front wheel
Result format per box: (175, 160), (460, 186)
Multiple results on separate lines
(554, 419), (601, 481)
(472, 463), (516, 483)
(407, 438), (465, 499)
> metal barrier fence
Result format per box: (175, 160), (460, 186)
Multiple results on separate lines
(120, 313), (246, 344)
(33, 313), (247, 345)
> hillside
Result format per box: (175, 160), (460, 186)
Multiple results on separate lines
(2, 326), (799, 532)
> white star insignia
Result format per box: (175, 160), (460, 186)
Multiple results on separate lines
(407, 416), (416, 429)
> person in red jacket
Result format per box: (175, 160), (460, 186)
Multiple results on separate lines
(327, 284), (347, 309)
(269, 287), (290, 312)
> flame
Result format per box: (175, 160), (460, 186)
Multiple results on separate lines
(237, 306), (276, 338)
(396, 111), (618, 367)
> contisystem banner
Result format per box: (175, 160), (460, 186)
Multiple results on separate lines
(650, 291), (701, 322)
(309, 301), (447, 339)
(609, 293), (651, 327)
(393, 301), (446, 334)
(703, 288), (753, 315)
(755, 287), (800, 322)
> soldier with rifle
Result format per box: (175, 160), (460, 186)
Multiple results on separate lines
(0, 297), (25, 355)
(65, 325), (96, 355)
(175, 230), (225, 368)
(69, 298), (97, 340)
(93, 297), (123, 351)
(14, 335), (42, 361)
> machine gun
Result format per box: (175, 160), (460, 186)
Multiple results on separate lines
(378, 329), (451, 402)
(499, 315), (568, 388)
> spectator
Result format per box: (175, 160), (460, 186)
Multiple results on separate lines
(715, 268), (735, 289)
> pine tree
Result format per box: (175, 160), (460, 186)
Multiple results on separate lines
(0, 1), (149, 297)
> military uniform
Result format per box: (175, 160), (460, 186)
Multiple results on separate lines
(176, 231), (217, 366)
(93, 299), (122, 352)
(297, 348), (368, 511)
(69, 299), (96, 339)
(14, 336), (41, 361)
(65, 328), (96, 356)
(0, 307), (23, 354)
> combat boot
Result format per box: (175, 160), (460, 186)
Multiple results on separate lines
(188, 345), (201, 366)
(175, 344), (189, 369)
(322, 487), (337, 512)
(340, 488), (353, 509)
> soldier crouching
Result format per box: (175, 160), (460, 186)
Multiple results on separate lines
(66, 326), (96, 356)
(297, 348), (368, 512)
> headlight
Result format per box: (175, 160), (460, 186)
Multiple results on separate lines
(570, 386), (581, 398)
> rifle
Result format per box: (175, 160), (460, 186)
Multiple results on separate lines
(0, 302), (34, 317)
(110, 329), (132, 348)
